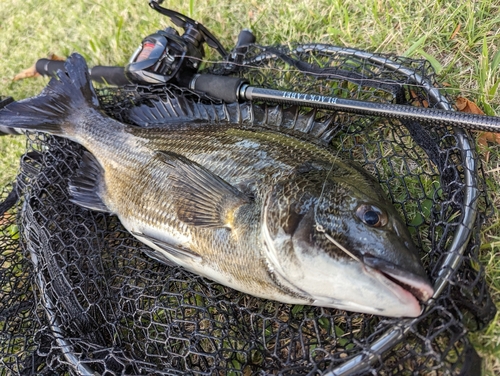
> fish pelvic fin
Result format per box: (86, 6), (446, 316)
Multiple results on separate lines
(131, 230), (202, 264)
(0, 53), (99, 135)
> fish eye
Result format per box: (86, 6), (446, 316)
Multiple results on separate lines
(356, 205), (388, 227)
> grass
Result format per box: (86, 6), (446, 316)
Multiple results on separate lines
(0, 0), (499, 374)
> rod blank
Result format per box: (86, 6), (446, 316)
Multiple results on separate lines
(190, 74), (500, 132)
(240, 85), (500, 133)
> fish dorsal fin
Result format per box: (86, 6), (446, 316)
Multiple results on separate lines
(155, 151), (251, 228)
(129, 95), (201, 128)
(127, 95), (338, 144)
(68, 151), (111, 213)
(128, 95), (233, 129)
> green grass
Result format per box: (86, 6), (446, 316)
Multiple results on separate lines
(0, 0), (499, 374)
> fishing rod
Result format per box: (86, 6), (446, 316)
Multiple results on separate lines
(189, 74), (500, 132)
(27, 0), (500, 133)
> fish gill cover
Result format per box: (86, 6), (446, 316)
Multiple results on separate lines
(0, 44), (496, 375)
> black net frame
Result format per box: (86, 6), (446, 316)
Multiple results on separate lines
(0, 44), (496, 375)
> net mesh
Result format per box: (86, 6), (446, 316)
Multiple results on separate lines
(0, 44), (496, 375)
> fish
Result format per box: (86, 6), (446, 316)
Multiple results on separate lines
(0, 53), (434, 317)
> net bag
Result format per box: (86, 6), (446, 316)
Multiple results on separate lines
(0, 44), (496, 375)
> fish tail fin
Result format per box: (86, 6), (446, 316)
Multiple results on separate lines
(0, 53), (99, 135)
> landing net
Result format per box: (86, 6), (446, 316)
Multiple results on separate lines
(0, 44), (495, 375)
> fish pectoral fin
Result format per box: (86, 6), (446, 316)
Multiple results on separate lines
(68, 151), (111, 213)
(155, 150), (251, 229)
(131, 230), (202, 263)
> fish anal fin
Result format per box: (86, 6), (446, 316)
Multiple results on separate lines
(68, 151), (110, 213)
(155, 151), (251, 229)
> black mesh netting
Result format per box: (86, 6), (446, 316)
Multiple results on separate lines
(0, 44), (496, 375)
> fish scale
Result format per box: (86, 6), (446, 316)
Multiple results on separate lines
(0, 54), (434, 317)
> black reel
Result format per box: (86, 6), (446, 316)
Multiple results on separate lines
(125, 0), (255, 86)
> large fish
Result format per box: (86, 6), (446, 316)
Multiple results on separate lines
(0, 54), (433, 317)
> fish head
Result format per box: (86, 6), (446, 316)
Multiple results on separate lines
(262, 161), (434, 317)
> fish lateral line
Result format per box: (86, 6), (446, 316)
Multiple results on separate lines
(224, 128), (338, 164)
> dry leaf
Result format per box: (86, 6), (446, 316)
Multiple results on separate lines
(0, 212), (12, 227)
(410, 90), (429, 107)
(457, 96), (498, 161)
(477, 132), (500, 145)
(450, 23), (461, 40)
(13, 53), (66, 81)
(48, 53), (66, 61)
(456, 96), (485, 114)
(13, 64), (40, 81)
(477, 131), (500, 162)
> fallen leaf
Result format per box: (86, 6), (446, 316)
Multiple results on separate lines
(49, 54), (66, 61)
(477, 132), (500, 145)
(0, 212), (12, 227)
(456, 96), (485, 114)
(477, 131), (500, 162)
(13, 64), (40, 81)
(457, 96), (497, 161)
(410, 90), (429, 107)
(13, 53), (66, 81)
(450, 23), (461, 40)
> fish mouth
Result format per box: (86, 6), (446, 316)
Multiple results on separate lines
(363, 255), (434, 304)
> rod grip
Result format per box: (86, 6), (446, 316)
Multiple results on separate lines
(35, 59), (65, 76)
(35, 59), (130, 86)
(90, 66), (130, 86)
(190, 74), (247, 102)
